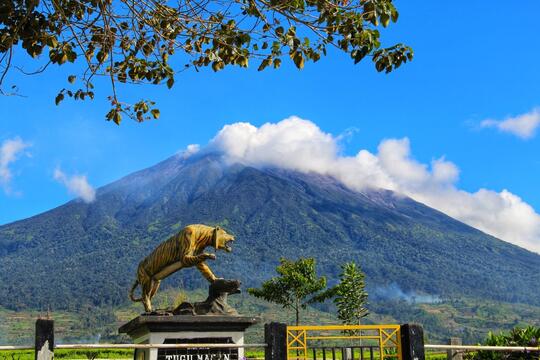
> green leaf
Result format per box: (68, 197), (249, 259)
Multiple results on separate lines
(407, 50), (414, 61)
(68, 75), (76, 84)
(381, 13), (390, 27)
(375, 60), (385, 72)
(151, 109), (160, 119)
(258, 58), (271, 71)
(55, 93), (64, 105)
(293, 52), (304, 69)
(118, 73), (127, 83)
(106, 109), (122, 125)
(96, 50), (108, 63)
(66, 50), (77, 62)
(114, 112), (122, 125)
(47, 36), (58, 48)
(238, 56), (248, 67)
(59, 53), (68, 64)
(391, 10), (399, 22)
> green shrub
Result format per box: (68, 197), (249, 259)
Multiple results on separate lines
(468, 326), (540, 360)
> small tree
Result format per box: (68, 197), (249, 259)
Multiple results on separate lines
(247, 257), (327, 326)
(336, 262), (369, 325)
(318, 261), (368, 333)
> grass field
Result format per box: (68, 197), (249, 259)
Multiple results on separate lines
(0, 348), (133, 360)
(0, 349), (450, 360)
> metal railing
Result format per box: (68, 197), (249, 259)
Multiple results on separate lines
(286, 325), (402, 360)
(310, 345), (379, 360)
(425, 345), (540, 352)
(0, 343), (266, 350)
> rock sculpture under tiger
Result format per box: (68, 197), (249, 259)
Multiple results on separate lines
(129, 224), (235, 312)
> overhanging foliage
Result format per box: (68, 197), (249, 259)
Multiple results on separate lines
(0, 0), (412, 122)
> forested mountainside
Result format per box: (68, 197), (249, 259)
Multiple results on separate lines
(1, 152), (539, 311)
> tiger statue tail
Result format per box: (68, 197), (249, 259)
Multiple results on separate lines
(129, 280), (142, 302)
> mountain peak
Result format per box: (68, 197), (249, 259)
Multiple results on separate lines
(0, 151), (539, 311)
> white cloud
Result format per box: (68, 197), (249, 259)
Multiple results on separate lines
(211, 119), (338, 173)
(210, 116), (540, 253)
(0, 137), (31, 194)
(54, 168), (96, 203)
(179, 144), (201, 159)
(481, 108), (540, 139)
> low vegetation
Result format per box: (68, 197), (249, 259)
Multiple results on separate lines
(1, 292), (540, 347)
(468, 326), (540, 360)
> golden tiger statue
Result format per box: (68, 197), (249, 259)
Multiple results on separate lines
(129, 224), (235, 312)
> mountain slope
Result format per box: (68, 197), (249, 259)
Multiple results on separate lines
(0, 153), (539, 311)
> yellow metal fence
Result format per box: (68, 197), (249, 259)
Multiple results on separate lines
(286, 325), (402, 360)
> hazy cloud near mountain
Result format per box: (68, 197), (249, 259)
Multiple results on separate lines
(0, 137), (31, 194)
(53, 167), (96, 203)
(480, 108), (540, 139)
(204, 116), (540, 253)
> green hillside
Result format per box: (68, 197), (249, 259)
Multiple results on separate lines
(2, 288), (540, 346)
(0, 152), (539, 343)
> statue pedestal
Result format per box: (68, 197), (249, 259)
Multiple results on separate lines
(119, 315), (260, 360)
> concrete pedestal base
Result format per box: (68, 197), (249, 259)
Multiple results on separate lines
(119, 315), (260, 360)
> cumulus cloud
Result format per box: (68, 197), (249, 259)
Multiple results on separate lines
(0, 137), (31, 194)
(480, 108), (540, 139)
(210, 116), (540, 253)
(54, 168), (96, 203)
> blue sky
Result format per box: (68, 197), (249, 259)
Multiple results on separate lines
(1, 1), (540, 250)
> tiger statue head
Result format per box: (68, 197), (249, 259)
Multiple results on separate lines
(212, 226), (235, 253)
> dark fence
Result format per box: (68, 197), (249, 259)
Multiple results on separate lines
(310, 345), (378, 360)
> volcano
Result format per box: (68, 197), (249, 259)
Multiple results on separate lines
(0, 152), (539, 311)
